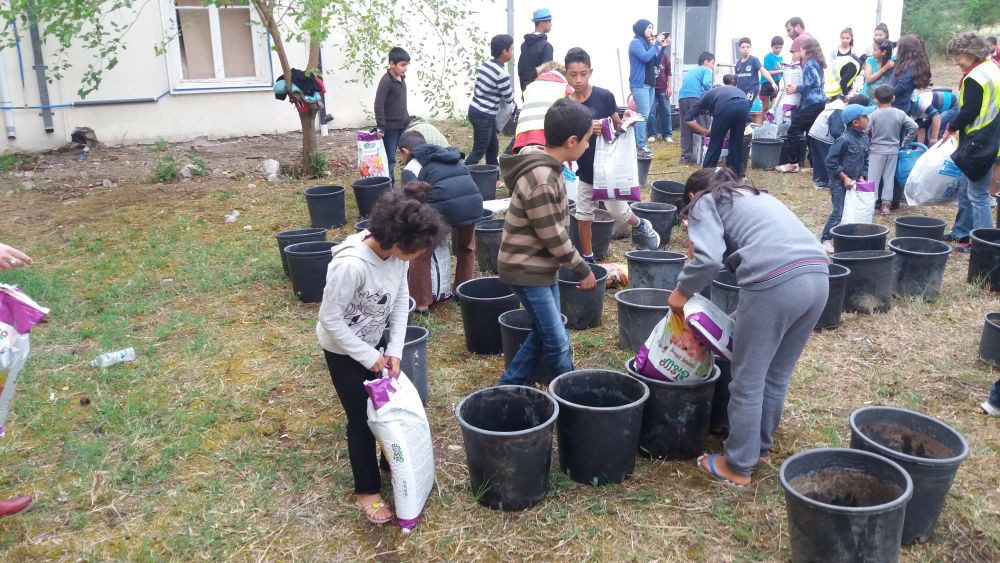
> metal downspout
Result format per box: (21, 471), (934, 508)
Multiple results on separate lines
(26, 2), (54, 133)
(0, 50), (16, 138)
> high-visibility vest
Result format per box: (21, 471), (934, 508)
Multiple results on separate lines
(959, 60), (1000, 135)
(824, 54), (861, 98)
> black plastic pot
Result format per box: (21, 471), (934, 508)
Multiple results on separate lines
(850, 406), (969, 544)
(468, 164), (499, 201)
(284, 241), (337, 303)
(709, 357), (732, 436)
(455, 386), (559, 511)
(276, 228), (327, 277)
(832, 250), (897, 314)
(474, 219), (505, 275)
(968, 228), (1000, 291)
(831, 223), (890, 254)
(625, 358), (720, 460)
(626, 250), (686, 290)
(780, 448), (913, 563)
(558, 264), (608, 330)
(354, 219), (368, 233)
(549, 370), (649, 485)
(650, 180), (685, 218)
(455, 277), (520, 354)
(351, 177), (391, 218)
(815, 264), (851, 330)
(569, 208), (615, 261)
(630, 202), (676, 249)
(894, 216), (946, 240)
(751, 138), (783, 170)
(303, 185), (346, 229)
(888, 237), (950, 300)
(382, 326), (430, 405)
(498, 309), (569, 386)
(407, 297), (416, 325)
(710, 270), (741, 315)
(637, 155), (652, 188)
(980, 312), (1000, 367)
(614, 288), (671, 355)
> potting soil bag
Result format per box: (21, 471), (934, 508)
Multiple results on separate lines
(840, 179), (876, 225)
(430, 243), (452, 302)
(357, 131), (389, 178)
(683, 294), (734, 361)
(364, 371), (434, 532)
(593, 127), (641, 202)
(904, 137), (962, 206)
(635, 309), (713, 383)
(0, 284), (50, 435)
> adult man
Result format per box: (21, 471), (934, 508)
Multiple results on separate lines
(785, 17), (814, 64)
(518, 8), (554, 92)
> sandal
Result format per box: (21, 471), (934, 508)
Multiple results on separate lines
(697, 453), (749, 489)
(354, 497), (393, 524)
(879, 206), (890, 217)
(774, 164), (799, 173)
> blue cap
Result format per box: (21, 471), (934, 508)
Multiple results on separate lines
(841, 104), (875, 124)
(532, 8), (552, 22)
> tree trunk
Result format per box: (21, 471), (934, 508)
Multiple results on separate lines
(300, 109), (319, 175)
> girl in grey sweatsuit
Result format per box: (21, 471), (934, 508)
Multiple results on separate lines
(667, 168), (829, 487)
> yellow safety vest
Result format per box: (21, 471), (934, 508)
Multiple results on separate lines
(959, 60), (1000, 136)
(824, 55), (861, 98)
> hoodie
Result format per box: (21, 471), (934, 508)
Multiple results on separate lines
(316, 232), (409, 369)
(628, 19), (661, 89)
(518, 33), (555, 91)
(401, 144), (484, 227)
(498, 146), (590, 286)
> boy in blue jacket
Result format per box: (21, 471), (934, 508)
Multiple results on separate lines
(678, 52), (715, 164)
(821, 104), (874, 252)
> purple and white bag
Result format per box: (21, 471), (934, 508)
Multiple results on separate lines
(0, 284), (49, 436)
(592, 122), (641, 202)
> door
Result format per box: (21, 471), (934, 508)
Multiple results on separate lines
(658, 0), (717, 103)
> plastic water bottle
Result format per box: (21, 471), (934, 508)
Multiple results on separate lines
(90, 347), (136, 368)
(224, 210), (240, 223)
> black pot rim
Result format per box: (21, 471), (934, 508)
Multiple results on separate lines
(276, 227), (327, 239)
(831, 250), (896, 262)
(849, 406), (969, 467)
(712, 270), (739, 291)
(887, 237), (951, 256)
(625, 250), (686, 263)
(779, 447), (913, 515)
(625, 357), (721, 388)
(283, 241), (337, 255)
(827, 263), (851, 279)
(651, 180), (684, 194)
(894, 215), (946, 227)
(630, 202), (678, 213)
(497, 309), (567, 330)
(351, 176), (391, 189)
(987, 312), (1000, 328)
(467, 164), (499, 172)
(752, 138), (783, 145)
(474, 219), (506, 232)
(971, 228), (1000, 247)
(558, 264), (609, 286)
(548, 369), (650, 413)
(454, 386), (559, 437)
(831, 223), (890, 239)
(455, 277), (515, 302)
(304, 184), (345, 196)
(613, 288), (671, 311)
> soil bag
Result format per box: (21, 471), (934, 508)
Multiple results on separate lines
(683, 294), (734, 361)
(0, 284), (50, 436)
(904, 137), (962, 206)
(357, 131), (389, 178)
(430, 243), (452, 302)
(593, 125), (641, 202)
(635, 309), (713, 383)
(365, 371), (434, 532)
(840, 179), (876, 225)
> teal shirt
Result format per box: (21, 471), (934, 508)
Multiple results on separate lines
(760, 52), (783, 85)
(679, 66), (713, 100)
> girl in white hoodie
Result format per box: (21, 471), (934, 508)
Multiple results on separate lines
(316, 181), (446, 524)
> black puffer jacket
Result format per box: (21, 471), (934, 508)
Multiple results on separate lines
(518, 33), (554, 91)
(408, 144), (484, 227)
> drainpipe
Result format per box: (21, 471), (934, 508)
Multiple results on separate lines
(0, 50), (16, 139)
(876, 0), (883, 26)
(26, 2), (54, 133)
(506, 0), (515, 87)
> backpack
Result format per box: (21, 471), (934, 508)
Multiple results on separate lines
(828, 109), (847, 140)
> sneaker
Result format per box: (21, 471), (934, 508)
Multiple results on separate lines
(982, 401), (1000, 416)
(953, 243), (971, 254)
(638, 147), (654, 158)
(583, 254), (596, 264)
(633, 218), (661, 250)
(822, 240), (835, 254)
(813, 183), (829, 190)
(665, 137), (674, 144)
(647, 136), (656, 144)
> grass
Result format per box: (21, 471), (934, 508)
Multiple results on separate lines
(0, 122), (998, 560)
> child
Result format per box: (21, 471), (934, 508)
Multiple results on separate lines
(807, 94), (869, 190)
(652, 35), (674, 143)
(398, 131), (485, 312)
(678, 52), (715, 165)
(862, 40), (894, 104)
(317, 182), (447, 524)
(565, 48), (661, 261)
(910, 90), (958, 144)
(467, 35), (516, 166)
(821, 104), (874, 252)
(888, 35), (931, 114)
(825, 28), (863, 99)
(988, 36), (999, 66)
(759, 37), (785, 115)
(735, 37), (778, 104)
(513, 61), (573, 152)
(667, 168), (828, 488)
(683, 77), (751, 176)
(869, 85), (918, 215)
(374, 47), (411, 183)
(776, 39), (827, 173)
(496, 98), (597, 385)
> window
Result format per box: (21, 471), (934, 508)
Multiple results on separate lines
(172, 0), (268, 86)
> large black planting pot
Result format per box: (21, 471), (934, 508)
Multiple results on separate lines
(284, 241), (337, 303)
(455, 386), (559, 511)
(626, 250), (686, 290)
(625, 358), (720, 460)
(980, 312), (1000, 367)
(382, 326), (430, 405)
(831, 223), (889, 254)
(650, 180), (685, 222)
(710, 270), (740, 316)
(498, 309), (568, 386)
(709, 356), (732, 436)
(888, 237), (950, 300)
(548, 370), (649, 485)
(467, 164), (499, 201)
(303, 185), (346, 228)
(569, 208), (615, 261)
(831, 250), (896, 314)
(968, 228), (1000, 291)
(815, 264), (851, 331)
(474, 219), (504, 275)
(275, 228), (327, 277)
(637, 155), (652, 188)
(850, 406), (969, 544)
(630, 202), (676, 248)
(894, 215), (946, 240)
(455, 277), (520, 354)
(779, 448), (913, 563)
(351, 176), (391, 218)
(614, 288), (671, 355)
(558, 264), (608, 330)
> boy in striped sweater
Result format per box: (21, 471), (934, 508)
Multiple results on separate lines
(467, 35), (516, 166)
(497, 99), (596, 385)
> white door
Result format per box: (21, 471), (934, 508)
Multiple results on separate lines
(658, 0), (717, 103)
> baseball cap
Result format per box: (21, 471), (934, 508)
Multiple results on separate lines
(532, 8), (552, 22)
(841, 104), (875, 124)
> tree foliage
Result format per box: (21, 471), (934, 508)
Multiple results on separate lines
(902, 0), (1000, 56)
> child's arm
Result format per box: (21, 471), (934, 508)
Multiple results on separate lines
(318, 262), (384, 370)
(524, 183), (591, 281)
(760, 66), (778, 90)
(901, 114), (918, 144)
(700, 68), (712, 93)
(374, 76), (390, 135)
(825, 138), (850, 187)
(675, 198), (726, 298)
(384, 274), (410, 376)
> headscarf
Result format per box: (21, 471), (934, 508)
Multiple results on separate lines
(633, 19), (653, 39)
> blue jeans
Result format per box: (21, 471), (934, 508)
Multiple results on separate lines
(382, 128), (403, 183)
(950, 171), (993, 240)
(631, 85), (655, 149)
(653, 91), (673, 139)
(809, 138), (831, 187)
(498, 284), (574, 386)
(989, 379), (1000, 407)
(822, 182), (847, 241)
(466, 107), (500, 166)
(703, 99), (750, 176)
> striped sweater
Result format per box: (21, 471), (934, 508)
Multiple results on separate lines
(497, 146), (591, 286)
(470, 59), (515, 116)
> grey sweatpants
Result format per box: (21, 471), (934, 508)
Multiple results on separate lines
(679, 97), (711, 164)
(724, 272), (828, 476)
(869, 152), (898, 204)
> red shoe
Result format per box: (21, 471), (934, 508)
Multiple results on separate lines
(0, 495), (34, 518)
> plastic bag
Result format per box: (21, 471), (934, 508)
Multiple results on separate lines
(430, 243), (452, 303)
(683, 294), (734, 361)
(0, 284), (50, 434)
(364, 371), (434, 532)
(896, 142), (928, 187)
(593, 125), (641, 202)
(840, 179), (877, 225)
(563, 164), (579, 202)
(357, 131), (389, 178)
(598, 262), (628, 288)
(904, 137), (962, 206)
(635, 309), (713, 383)
(495, 99), (516, 134)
